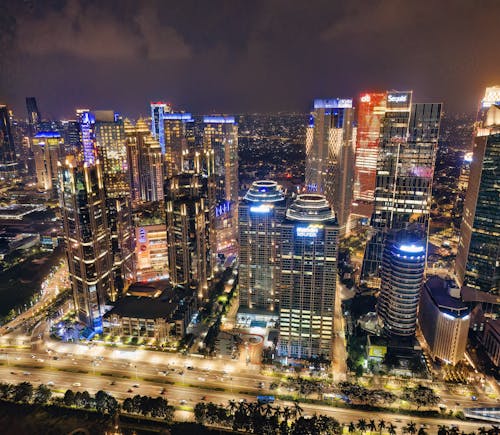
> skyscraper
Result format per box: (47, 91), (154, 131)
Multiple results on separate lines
(26, 97), (41, 140)
(59, 160), (114, 331)
(125, 118), (164, 204)
(163, 113), (194, 178)
(377, 236), (426, 337)
(361, 94), (442, 284)
(78, 109), (95, 164)
(165, 162), (215, 299)
(203, 116), (239, 254)
(33, 131), (64, 197)
(305, 98), (355, 236)
(0, 104), (17, 176)
(455, 104), (500, 294)
(279, 194), (338, 359)
(353, 92), (386, 217)
(238, 180), (287, 312)
(150, 101), (172, 155)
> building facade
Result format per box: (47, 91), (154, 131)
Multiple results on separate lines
(163, 113), (194, 178)
(305, 98), (355, 236)
(135, 224), (169, 282)
(0, 105), (17, 176)
(455, 104), (500, 295)
(279, 194), (338, 360)
(377, 235), (426, 337)
(418, 276), (470, 365)
(33, 131), (64, 197)
(238, 180), (287, 312)
(59, 161), (114, 331)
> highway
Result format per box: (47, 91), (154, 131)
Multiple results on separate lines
(0, 346), (497, 433)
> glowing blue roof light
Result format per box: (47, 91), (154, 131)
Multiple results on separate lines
(163, 113), (193, 121)
(203, 116), (235, 124)
(34, 131), (62, 138)
(314, 98), (353, 109)
(398, 244), (425, 254)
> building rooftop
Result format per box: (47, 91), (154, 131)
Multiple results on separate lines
(105, 284), (193, 320)
(286, 194), (336, 223)
(244, 180), (285, 203)
(425, 276), (470, 318)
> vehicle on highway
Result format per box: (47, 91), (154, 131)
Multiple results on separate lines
(23, 372), (31, 376)
(198, 377), (206, 381)
(180, 400), (187, 405)
(110, 381), (116, 386)
(472, 395), (477, 401)
(187, 366), (194, 370)
(127, 389), (133, 393)
(201, 396), (206, 401)
(133, 384), (140, 388)
(72, 383), (81, 387)
(160, 388), (166, 395)
(257, 395), (275, 404)
(47, 381), (55, 387)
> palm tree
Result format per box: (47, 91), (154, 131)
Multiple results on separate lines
(228, 399), (237, 415)
(368, 420), (377, 433)
(438, 425), (449, 435)
(378, 420), (386, 434)
(387, 423), (397, 435)
(358, 418), (368, 434)
(404, 422), (417, 435)
(348, 422), (356, 433)
(477, 427), (488, 435)
(292, 401), (303, 419)
(417, 428), (428, 435)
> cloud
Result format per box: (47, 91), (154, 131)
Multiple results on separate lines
(16, 0), (191, 61)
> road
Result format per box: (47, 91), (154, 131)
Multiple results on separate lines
(0, 346), (497, 433)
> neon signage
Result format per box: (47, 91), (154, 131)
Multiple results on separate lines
(387, 94), (408, 103)
(296, 225), (322, 237)
(250, 205), (271, 213)
(360, 94), (371, 103)
(314, 99), (353, 109)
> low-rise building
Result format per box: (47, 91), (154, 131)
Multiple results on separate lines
(418, 276), (470, 365)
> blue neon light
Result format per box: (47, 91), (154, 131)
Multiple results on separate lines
(296, 226), (319, 237)
(250, 205), (271, 213)
(203, 116), (235, 124)
(398, 244), (425, 254)
(34, 131), (61, 138)
(314, 98), (352, 109)
(163, 113), (193, 121)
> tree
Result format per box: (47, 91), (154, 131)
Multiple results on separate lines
(34, 384), (52, 404)
(368, 419), (377, 433)
(438, 425), (449, 435)
(401, 385), (439, 409)
(418, 428), (428, 435)
(348, 422), (356, 433)
(388, 423), (397, 435)
(0, 383), (12, 400)
(357, 418), (367, 434)
(123, 397), (134, 414)
(13, 382), (33, 403)
(64, 389), (75, 406)
(403, 422), (417, 435)
(378, 420), (387, 434)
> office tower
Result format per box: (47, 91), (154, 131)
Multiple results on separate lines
(361, 94), (442, 283)
(163, 113), (194, 178)
(59, 160), (114, 331)
(455, 104), (500, 294)
(353, 93), (387, 218)
(0, 105), (18, 176)
(239, 180), (287, 312)
(477, 86), (500, 122)
(305, 98), (355, 236)
(203, 116), (239, 254)
(26, 97), (41, 139)
(150, 101), (172, 155)
(125, 118), (164, 204)
(377, 235), (426, 337)
(33, 131), (64, 196)
(135, 224), (169, 282)
(279, 194), (338, 359)
(78, 109), (95, 164)
(165, 162), (215, 299)
(62, 120), (81, 155)
(418, 276), (470, 365)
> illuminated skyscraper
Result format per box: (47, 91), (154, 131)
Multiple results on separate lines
(165, 158), (215, 299)
(353, 93), (386, 217)
(150, 101), (172, 155)
(203, 116), (239, 254)
(0, 104), (17, 176)
(361, 93), (441, 284)
(59, 160), (114, 331)
(455, 104), (500, 294)
(239, 180), (287, 312)
(163, 113), (194, 178)
(125, 118), (164, 204)
(33, 131), (64, 196)
(279, 194), (338, 359)
(78, 109), (95, 164)
(377, 235), (426, 337)
(305, 98), (355, 236)
(26, 97), (41, 138)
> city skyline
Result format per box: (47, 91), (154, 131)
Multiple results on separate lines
(1, 0), (500, 117)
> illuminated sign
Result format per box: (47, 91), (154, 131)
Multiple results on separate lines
(163, 113), (193, 121)
(296, 225), (322, 237)
(250, 205), (271, 213)
(314, 98), (353, 109)
(463, 152), (473, 163)
(138, 227), (147, 244)
(399, 244), (425, 254)
(216, 201), (231, 217)
(360, 94), (371, 103)
(387, 94), (408, 103)
(203, 116), (235, 124)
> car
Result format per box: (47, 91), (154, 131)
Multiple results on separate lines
(133, 384), (140, 388)
(37, 358), (44, 363)
(9, 371), (16, 375)
(72, 383), (81, 387)
(110, 381), (116, 386)
(186, 366), (194, 370)
(201, 396), (206, 401)
(47, 381), (55, 387)
(23, 372), (31, 376)
(180, 400), (187, 405)
(160, 388), (166, 395)
(472, 396), (477, 401)
(197, 377), (206, 381)
(127, 389), (133, 393)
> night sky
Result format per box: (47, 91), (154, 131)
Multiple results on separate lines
(1, 0), (499, 118)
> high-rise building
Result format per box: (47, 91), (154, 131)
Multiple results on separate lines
(33, 131), (64, 196)
(203, 116), (239, 254)
(353, 92), (387, 218)
(305, 98), (355, 236)
(135, 224), (169, 282)
(163, 113), (194, 178)
(361, 94), (442, 283)
(26, 97), (41, 139)
(150, 101), (172, 155)
(78, 109), (95, 164)
(238, 180), (287, 312)
(377, 235), (426, 337)
(59, 160), (114, 331)
(125, 118), (164, 204)
(165, 166), (215, 299)
(0, 105), (18, 176)
(418, 276), (470, 365)
(279, 194), (338, 359)
(455, 104), (500, 294)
